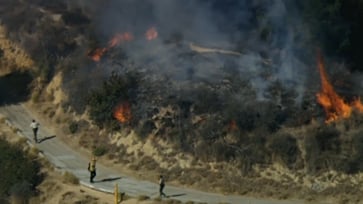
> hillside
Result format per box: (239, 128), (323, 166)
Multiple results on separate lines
(1, 0), (363, 203)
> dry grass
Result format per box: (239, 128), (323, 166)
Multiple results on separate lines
(29, 146), (40, 155)
(62, 171), (79, 185)
(164, 199), (183, 204)
(15, 137), (28, 145)
(137, 195), (150, 201)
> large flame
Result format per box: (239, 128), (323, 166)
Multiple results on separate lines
(88, 27), (158, 62)
(113, 102), (132, 123)
(316, 52), (363, 123)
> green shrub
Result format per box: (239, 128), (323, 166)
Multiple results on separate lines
(68, 121), (78, 134)
(87, 71), (140, 128)
(0, 138), (41, 198)
(93, 146), (108, 157)
(9, 181), (33, 204)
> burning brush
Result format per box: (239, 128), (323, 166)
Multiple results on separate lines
(316, 51), (363, 123)
(87, 27), (158, 62)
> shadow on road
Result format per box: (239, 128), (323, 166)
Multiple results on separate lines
(95, 177), (122, 183)
(167, 193), (186, 198)
(38, 135), (56, 143)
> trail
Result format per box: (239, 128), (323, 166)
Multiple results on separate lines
(0, 103), (305, 204)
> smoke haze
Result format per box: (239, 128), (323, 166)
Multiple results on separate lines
(73, 0), (313, 103)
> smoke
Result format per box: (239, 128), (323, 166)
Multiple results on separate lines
(75, 0), (312, 104)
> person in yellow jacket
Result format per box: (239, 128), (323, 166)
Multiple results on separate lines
(88, 156), (97, 183)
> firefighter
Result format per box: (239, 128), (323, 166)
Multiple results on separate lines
(88, 156), (97, 183)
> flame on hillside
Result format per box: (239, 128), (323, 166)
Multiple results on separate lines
(87, 27), (157, 62)
(113, 102), (132, 123)
(108, 32), (134, 47)
(316, 52), (363, 123)
(145, 27), (158, 40)
(228, 120), (238, 131)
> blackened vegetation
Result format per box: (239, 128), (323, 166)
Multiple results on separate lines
(86, 70), (303, 171)
(85, 68), (363, 175)
(267, 133), (300, 169)
(302, 0), (363, 72)
(0, 0), (91, 84)
(3, 0), (363, 179)
(304, 114), (363, 174)
(62, 9), (91, 26)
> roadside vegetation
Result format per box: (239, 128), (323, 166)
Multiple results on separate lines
(0, 137), (42, 203)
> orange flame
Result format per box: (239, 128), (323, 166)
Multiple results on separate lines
(228, 120), (238, 131)
(145, 27), (158, 41)
(316, 52), (363, 123)
(88, 32), (134, 62)
(88, 48), (107, 62)
(352, 98), (363, 112)
(88, 27), (157, 61)
(108, 32), (134, 47)
(113, 102), (132, 123)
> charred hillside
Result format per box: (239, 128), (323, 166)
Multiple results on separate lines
(2, 0), (363, 202)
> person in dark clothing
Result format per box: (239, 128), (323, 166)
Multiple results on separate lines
(30, 119), (40, 143)
(88, 157), (97, 183)
(159, 175), (167, 198)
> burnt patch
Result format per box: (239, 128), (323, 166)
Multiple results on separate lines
(61, 9), (91, 26)
(0, 71), (33, 105)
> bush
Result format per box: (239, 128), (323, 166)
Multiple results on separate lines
(306, 126), (342, 172)
(93, 146), (108, 157)
(87, 71), (140, 128)
(0, 138), (41, 198)
(315, 126), (341, 153)
(344, 130), (363, 173)
(304, 134), (320, 174)
(68, 121), (78, 134)
(135, 120), (156, 139)
(9, 181), (33, 203)
(267, 133), (300, 168)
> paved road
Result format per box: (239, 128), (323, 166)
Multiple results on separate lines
(0, 103), (306, 204)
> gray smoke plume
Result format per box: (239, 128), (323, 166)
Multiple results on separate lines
(73, 0), (312, 104)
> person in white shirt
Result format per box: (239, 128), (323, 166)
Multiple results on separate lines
(30, 119), (40, 143)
